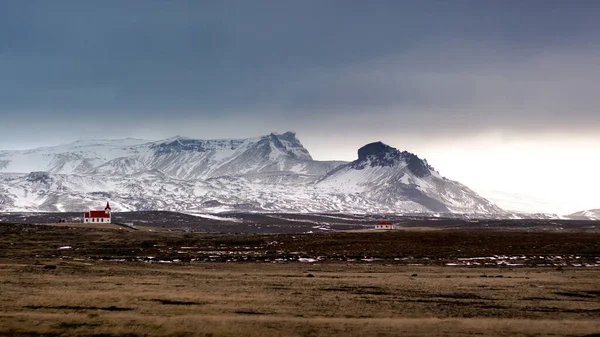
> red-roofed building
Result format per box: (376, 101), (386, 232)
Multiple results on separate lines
(83, 202), (112, 224)
(374, 222), (394, 230)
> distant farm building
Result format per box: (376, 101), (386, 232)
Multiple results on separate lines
(374, 222), (394, 230)
(83, 202), (112, 223)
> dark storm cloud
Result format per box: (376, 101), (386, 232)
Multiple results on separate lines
(1, 0), (599, 145)
(282, 44), (600, 133)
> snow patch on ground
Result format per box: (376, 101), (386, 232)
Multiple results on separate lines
(186, 213), (243, 222)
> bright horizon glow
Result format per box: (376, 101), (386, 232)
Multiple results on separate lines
(305, 132), (600, 215)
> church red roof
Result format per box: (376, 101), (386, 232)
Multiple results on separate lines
(84, 210), (110, 218)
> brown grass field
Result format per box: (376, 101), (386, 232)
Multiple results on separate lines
(0, 223), (599, 336)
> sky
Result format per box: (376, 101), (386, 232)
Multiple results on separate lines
(1, 0), (599, 214)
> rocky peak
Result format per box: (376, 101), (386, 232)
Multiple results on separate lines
(357, 142), (397, 162)
(151, 138), (206, 155)
(404, 152), (432, 178)
(151, 137), (245, 155)
(260, 132), (312, 161)
(275, 131), (299, 142)
(353, 141), (433, 178)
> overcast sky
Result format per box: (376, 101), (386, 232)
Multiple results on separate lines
(1, 0), (599, 213)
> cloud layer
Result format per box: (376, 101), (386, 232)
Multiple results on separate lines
(1, 1), (599, 212)
(1, 1), (599, 141)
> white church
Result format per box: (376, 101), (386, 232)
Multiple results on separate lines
(83, 202), (112, 223)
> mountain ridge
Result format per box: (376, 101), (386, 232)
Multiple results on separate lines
(0, 132), (503, 215)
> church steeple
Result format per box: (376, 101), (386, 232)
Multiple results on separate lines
(105, 201), (111, 214)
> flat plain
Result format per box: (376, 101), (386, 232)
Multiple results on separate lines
(0, 222), (599, 336)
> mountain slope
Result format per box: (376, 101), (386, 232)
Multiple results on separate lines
(0, 132), (339, 179)
(0, 134), (503, 215)
(317, 142), (502, 213)
(568, 209), (600, 220)
(0, 138), (150, 174)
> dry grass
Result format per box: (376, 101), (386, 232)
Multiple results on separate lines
(0, 261), (599, 336)
(46, 222), (128, 230)
(2, 223), (600, 265)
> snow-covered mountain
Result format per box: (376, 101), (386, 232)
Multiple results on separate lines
(316, 142), (502, 214)
(0, 132), (339, 179)
(0, 132), (504, 215)
(567, 209), (600, 220)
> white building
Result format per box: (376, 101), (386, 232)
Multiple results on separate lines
(374, 222), (394, 230)
(83, 202), (112, 223)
